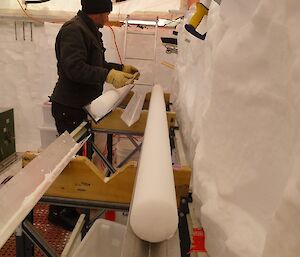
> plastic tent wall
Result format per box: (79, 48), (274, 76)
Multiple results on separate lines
(174, 0), (300, 257)
(0, 0), (181, 16)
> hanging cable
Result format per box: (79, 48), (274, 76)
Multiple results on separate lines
(107, 24), (123, 64)
(16, 0), (44, 24)
(163, 15), (184, 27)
(16, 0), (63, 24)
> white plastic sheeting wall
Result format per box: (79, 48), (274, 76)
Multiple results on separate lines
(0, 0), (181, 16)
(0, 21), (57, 152)
(0, 18), (176, 151)
(174, 1), (300, 257)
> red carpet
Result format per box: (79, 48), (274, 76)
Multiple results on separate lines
(0, 203), (71, 257)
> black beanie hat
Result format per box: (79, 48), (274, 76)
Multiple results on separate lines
(81, 0), (113, 14)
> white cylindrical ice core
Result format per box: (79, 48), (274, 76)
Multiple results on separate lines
(130, 84), (178, 243)
(89, 90), (119, 116)
(87, 85), (132, 120)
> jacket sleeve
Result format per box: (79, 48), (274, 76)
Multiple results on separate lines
(58, 25), (109, 85)
(104, 61), (123, 71)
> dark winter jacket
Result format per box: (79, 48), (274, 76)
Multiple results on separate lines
(51, 10), (122, 108)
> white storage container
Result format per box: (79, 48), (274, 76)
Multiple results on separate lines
(39, 126), (58, 150)
(42, 101), (56, 127)
(72, 219), (125, 257)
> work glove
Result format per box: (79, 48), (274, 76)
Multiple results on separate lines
(122, 64), (140, 79)
(106, 69), (135, 88)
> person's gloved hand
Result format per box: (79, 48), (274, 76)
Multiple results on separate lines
(106, 69), (134, 88)
(122, 64), (140, 79)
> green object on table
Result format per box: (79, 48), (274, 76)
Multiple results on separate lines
(0, 108), (16, 163)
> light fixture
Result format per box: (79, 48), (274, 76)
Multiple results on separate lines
(126, 19), (178, 27)
(127, 20), (157, 26)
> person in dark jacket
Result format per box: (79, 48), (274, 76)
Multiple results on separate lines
(48, 0), (139, 231)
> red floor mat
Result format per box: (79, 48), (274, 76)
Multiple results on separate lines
(0, 203), (71, 257)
